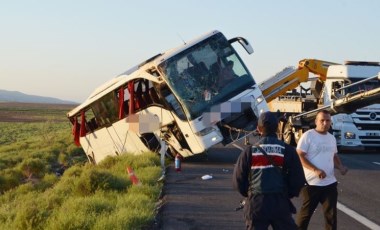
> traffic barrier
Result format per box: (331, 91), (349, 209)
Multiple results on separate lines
(126, 166), (140, 185)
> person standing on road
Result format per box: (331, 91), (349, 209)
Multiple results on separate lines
(296, 110), (348, 230)
(233, 111), (305, 230)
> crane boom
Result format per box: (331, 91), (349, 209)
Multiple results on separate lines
(259, 59), (338, 102)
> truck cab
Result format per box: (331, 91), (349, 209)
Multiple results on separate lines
(324, 62), (380, 150)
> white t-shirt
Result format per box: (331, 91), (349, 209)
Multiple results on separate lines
(297, 129), (337, 186)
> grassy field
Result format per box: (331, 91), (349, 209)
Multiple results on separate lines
(0, 102), (163, 229)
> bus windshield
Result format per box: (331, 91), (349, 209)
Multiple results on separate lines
(158, 32), (255, 120)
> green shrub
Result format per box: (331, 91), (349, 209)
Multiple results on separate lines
(45, 195), (116, 230)
(57, 152), (69, 166)
(91, 207), (153, 230)
(35, 173), (59, 192)
(7, 192), (51, 230)
(136, 166), (162, 185)
(114, 192), (156, 228)
(0, 168), (24, 193)
(99, 152), (161, 175)
(19, 158), (46, 180)
(74, 168), (128, 196)
(98, 155), (119, 169)
(66, 144), (85, 157)
(13, 182), (35, 195)
(128, 184), (162, 200)
(63, 164), (84, 177)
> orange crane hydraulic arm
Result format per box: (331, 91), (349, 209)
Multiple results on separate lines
(260, 59), (338, 103)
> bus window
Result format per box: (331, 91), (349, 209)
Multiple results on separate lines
(149, 87), (161, 104)
(133, 80), (147, 111)
(116, 86), (129, 119)
(91, 92), (118, 127)
(85, 109), (98, 132)
(161, 84), (186, 120)
(132, 79), (162, 111)
(122, 86), (130, 116)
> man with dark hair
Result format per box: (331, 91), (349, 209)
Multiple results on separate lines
(217, 60), (238, 89)
(233, 111), (305, 230)
(296, 110), (348, 230)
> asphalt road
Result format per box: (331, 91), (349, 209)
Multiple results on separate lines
(153, 141), (380, 230)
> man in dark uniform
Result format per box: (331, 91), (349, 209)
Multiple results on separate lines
(233, 111), (305, 230)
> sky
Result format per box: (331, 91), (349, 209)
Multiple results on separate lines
(1, 0), (379, 103)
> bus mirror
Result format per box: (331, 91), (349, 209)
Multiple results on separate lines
(228, 37), (254, 54)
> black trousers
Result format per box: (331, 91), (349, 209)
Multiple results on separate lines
(296, 182), (338, 230)
(244, 193), (297, 230)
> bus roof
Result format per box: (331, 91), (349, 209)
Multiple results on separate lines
(118, 30), (220, 76)
(155, 30), (220, 65)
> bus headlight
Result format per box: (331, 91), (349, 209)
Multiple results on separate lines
(344, 132), (356, 139)
(196, 127), (217, 136)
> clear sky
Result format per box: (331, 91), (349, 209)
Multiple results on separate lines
(1, 0), (379, 103)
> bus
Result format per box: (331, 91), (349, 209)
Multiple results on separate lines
(67, 30), (269, 164)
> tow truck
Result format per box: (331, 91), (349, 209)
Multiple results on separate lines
(259, 59), (380, 150)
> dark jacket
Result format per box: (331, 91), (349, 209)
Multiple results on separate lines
(233, 135), (305, 199)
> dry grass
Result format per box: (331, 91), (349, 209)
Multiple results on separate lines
(0, 102), (77, 122)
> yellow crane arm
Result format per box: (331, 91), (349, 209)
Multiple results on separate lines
(259, 59), (339, 103)
(298, 59), (338, 81)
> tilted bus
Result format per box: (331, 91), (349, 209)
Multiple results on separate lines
(67, 30), (268, 164)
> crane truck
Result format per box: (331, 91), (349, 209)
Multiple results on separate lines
(259, 59), (380, 151)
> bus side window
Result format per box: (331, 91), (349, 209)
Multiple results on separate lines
(123, 87), (130, 116)
(134, 80), (145, 110)
(85, 109), (98, 132)
(161, 84), (186, 120)
(142, 80), (153, 105)
(149, 88), (160, 104)
(87, 117), (98, 132)
(123, 100), (129, 115)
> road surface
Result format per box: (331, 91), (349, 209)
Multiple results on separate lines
(153, 141), (380, 230)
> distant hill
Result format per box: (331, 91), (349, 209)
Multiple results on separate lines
(0, 89), (77, 104)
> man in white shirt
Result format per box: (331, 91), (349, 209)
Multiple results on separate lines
(296, 110), (348, 230)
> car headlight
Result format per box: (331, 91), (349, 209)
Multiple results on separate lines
(344, 132), (356, 139)
(256, 95), (264, 104)
(342, 114), (353, 122)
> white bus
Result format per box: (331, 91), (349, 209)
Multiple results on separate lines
(67, 30), (268, 164)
